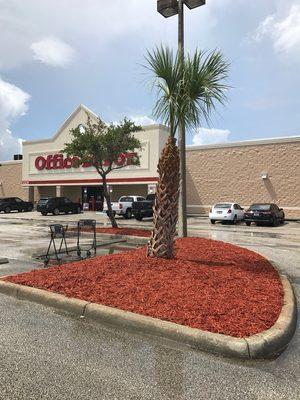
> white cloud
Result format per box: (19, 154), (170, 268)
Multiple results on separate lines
(192, 127), (230, 146)
(130, 115), (156, 126)
(0, 78), (30, 161)
(254, 4), (300, 56)
(31, 37), (75, 67)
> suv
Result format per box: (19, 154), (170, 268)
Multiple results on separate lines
(0, 197), (33, 213)
(37, 197), (82, 216)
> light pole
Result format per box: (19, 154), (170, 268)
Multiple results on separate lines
(157, 0), (206, 237)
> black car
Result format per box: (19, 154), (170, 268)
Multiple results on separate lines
(132, 194), (155, 221)
(244, 203), (285, 226)
(0, 197), (33, 213)
(37, 197), (82, 216)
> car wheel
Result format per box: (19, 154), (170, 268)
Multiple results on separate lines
(124, 209), (132, 219)
(270, 217), (276, 227)
(27, 206), (33, 212)
(4, 207), (11, 213)
(210, 220), (216, 224)
(245, 221), (251, 226)
(135, 215), (143, 221)
(53, 208), (60, 216)
(233, 215), (237, 224)
(41, 212), (48, 216)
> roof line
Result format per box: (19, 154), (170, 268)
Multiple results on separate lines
(187, 135), (300, 151)
(23, 104), (100, 145)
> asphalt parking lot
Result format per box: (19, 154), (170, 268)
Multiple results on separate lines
(0, 213), (299, 399)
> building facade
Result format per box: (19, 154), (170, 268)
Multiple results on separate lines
(0, 104), (299, 217)
(21, 104), (169, 208)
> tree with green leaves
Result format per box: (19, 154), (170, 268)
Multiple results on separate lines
(145, 46), (230, 259)
(63, 115), (142, 228)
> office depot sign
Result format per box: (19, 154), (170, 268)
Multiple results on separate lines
(34, 153), (137, 171)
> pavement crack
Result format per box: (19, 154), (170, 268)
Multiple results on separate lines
(81, 301), (92, 317)
(243, 338), (251, 359)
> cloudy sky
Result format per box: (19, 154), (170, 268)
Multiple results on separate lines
(0, 0), (299, 160)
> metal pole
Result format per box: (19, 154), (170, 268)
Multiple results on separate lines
(178, 0), (188, 237)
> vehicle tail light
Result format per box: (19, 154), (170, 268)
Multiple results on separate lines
(227, 209), (232, 214)
(119, 204), (123, 209)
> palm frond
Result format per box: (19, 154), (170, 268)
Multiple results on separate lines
(145, 46), (230, 135)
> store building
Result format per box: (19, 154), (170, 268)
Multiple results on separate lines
(0, 104), (299, 217)
(21, 104), (169, 210)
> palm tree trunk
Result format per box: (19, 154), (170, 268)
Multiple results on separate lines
(147, 136), (180, 259)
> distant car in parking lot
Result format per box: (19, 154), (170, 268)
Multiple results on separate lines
(209, 202), (244, 224)
(244, 203), (285, 226)
(103, 195), (146, 219)
(0, 197), (33, 213)
(37, 197), (82, 216)
(132, 194), (156, 221)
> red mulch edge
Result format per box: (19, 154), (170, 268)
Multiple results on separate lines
(71, 227), (151, 237)
(3, 237), (283, 338)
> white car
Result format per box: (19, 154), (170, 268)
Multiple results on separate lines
(209, 202), (244, 224)
(103, 195), (146, 219)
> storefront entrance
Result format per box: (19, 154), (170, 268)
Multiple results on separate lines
(82, 186), (104, 211)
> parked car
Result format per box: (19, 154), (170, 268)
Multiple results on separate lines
(244, 203), (285, 226)
(103, 196), (146, 219)
(0, 197), (33, 213)
(132, 194), (156, 221)
(209, 202), (244, 224)
(37, 197), (82, 216)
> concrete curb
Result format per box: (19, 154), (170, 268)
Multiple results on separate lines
(0, 274), (297, 359)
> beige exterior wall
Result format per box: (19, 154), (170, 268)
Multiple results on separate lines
(0, 161), (27, 199)
(186, 137), (300, 218)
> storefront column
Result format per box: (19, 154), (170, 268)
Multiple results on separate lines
(56, 185), (62, 197)
(24, 186), (34, 203)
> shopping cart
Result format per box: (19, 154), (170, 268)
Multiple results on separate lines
(43, 224), (69, 267)
(76, 219), (97, 258)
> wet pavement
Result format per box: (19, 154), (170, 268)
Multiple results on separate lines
(0, 216), (299, 399)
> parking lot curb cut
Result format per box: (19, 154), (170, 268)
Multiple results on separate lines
(0, 273), (297, 360)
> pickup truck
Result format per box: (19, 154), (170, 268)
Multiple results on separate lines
(103, 195), (146, 219)
(132, 194), (155, 221)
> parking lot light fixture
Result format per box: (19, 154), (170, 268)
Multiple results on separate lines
(184, 0), (205, 10)
(157, 0), (178, 18)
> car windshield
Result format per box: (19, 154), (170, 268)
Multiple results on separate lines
(119, 197), (133, 202)
(250, 204), (271, 211)
(38, 198), (49, 205)
(146, 194), (155, 201)
(214, 203), (232, 209)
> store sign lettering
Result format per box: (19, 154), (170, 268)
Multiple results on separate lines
(35, 153), (137, 171)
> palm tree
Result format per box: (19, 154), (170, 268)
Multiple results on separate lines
(146, 46), (229, 259)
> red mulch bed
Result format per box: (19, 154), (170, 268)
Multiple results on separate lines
(3, 238), (283, 338)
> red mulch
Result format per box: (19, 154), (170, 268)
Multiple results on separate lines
(3, 238), (283, 337)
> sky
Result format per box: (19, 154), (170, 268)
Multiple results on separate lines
(0, 0), (300, 160)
